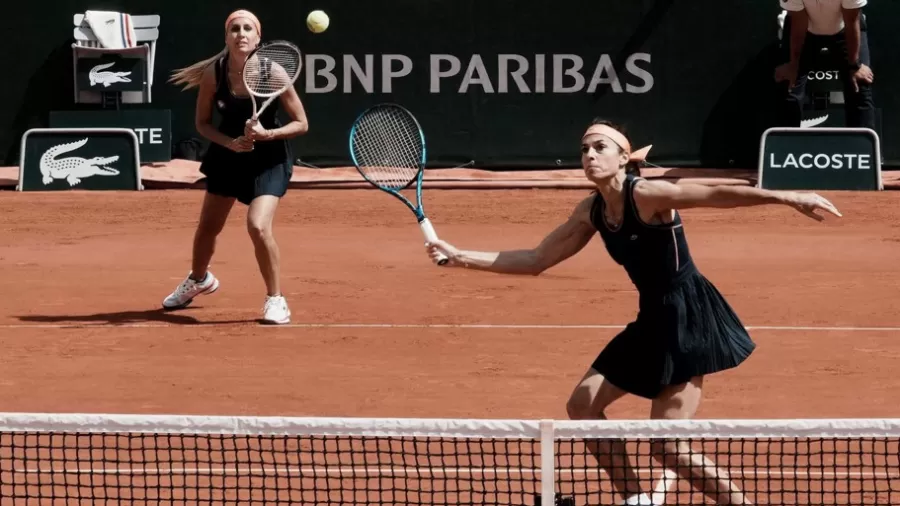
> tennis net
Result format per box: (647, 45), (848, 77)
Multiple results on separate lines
(0, 413), (897, 505)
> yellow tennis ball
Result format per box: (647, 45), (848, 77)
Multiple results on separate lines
(306, 10), (329, 33)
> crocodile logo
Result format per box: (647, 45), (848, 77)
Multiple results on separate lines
(801, 114), (829, 128)
(39, 138), (120, 186)
(89, 61), (132, 87)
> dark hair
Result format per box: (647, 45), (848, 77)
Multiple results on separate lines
(588, 118), (641, 176)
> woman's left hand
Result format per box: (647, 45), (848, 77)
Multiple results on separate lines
(783, 192), (843, 221)
(244, 119), (270, 141)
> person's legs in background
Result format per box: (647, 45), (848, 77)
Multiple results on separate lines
(837, 26), (876, 130)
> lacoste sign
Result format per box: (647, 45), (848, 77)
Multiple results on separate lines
(768, 153), (873, 170)
(50, 110), (172, 163)
(758, 127), (882, 191)
(18, 128), (142, 191)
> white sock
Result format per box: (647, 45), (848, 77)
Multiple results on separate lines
(621, 493), (654, 505)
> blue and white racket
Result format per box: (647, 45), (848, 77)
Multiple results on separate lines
(349, 103), (448, 265)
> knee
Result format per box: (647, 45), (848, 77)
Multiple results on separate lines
(247, 219), (273, 242)
(565, 399), (581, 420)
(566, 396), (601, 421)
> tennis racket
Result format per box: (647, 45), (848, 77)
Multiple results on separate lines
(349, 103), (448, 265)
(242, 40), (303, 121)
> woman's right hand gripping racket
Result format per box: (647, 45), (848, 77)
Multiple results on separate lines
(349, 103), (449, 265)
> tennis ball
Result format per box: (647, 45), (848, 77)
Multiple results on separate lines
(306, 10), (329, 33)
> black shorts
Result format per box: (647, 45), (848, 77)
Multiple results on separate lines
(204, 161), (292, 205)
(200, 144), (293, 205)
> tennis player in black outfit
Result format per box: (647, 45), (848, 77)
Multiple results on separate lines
(425, 119), (841, 505)
(164, 10), (309, 324)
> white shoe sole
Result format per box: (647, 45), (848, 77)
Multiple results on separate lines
(162, 277), (220, 310)
(261, 311), (291, 325)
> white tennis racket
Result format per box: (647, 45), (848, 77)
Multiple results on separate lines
(241, 40), (303, 121)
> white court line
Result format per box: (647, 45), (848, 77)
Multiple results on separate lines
(11, 466), (899, 479)
(2, 323), (899, 331)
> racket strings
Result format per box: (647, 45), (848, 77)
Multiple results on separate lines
(243, 43), (301, 97)
(351, 108), (423, 191)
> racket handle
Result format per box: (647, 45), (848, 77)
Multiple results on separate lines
(419, 218), (449, 266)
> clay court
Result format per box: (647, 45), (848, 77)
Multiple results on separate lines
(2, 183), (898, 421)
(2, 0), (899, 502)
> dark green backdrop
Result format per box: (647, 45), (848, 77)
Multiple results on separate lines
(2, 1), (895, 169)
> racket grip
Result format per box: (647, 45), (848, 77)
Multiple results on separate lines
(419, 218), (449, 266)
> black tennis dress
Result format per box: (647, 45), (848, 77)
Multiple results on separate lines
(589, 174), (756, 399)
(198, 56), (293, 205)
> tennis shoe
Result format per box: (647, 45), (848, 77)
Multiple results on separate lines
(162, 271), (219, 310)
(262, 295), (291, 324)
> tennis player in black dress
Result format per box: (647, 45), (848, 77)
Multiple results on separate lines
(425, 119), (841, 504)
(164, 10), (309, 324)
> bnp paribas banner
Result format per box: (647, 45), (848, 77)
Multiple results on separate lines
(299, 53), (654, 96)
(3, 1), (896, 169)
(275, 0), (816, 168)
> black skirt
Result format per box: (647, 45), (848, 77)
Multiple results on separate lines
(591, 266), (756, 399)
(200, 141), (293, 206)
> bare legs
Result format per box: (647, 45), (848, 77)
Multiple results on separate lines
(167, 192), (288, 321)
(187, 193), (283, 296)
(566, 369), (644, 497)
(566, 369), (750, 505)
(246, 195), (282, 296)
(190, 193), (235, 280)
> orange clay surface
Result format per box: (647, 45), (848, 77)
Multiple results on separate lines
(0, 188), (898, 421)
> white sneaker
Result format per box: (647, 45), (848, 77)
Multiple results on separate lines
(262, 295), (291, 324)
(162, 271), (219, 310)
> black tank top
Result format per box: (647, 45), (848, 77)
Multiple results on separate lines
(209, 56), (289, 166)
(590, 174), (697, 295)
(214, 56), (282, 135)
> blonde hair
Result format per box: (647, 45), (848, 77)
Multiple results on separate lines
(168, 47), (227, 91)
(170, 10), (262, 91)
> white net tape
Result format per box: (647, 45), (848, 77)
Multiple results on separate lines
(1, 414), (898, 505)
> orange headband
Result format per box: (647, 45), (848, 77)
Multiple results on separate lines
(583, 124), (652, 162)
(225, 9), (261, 37)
